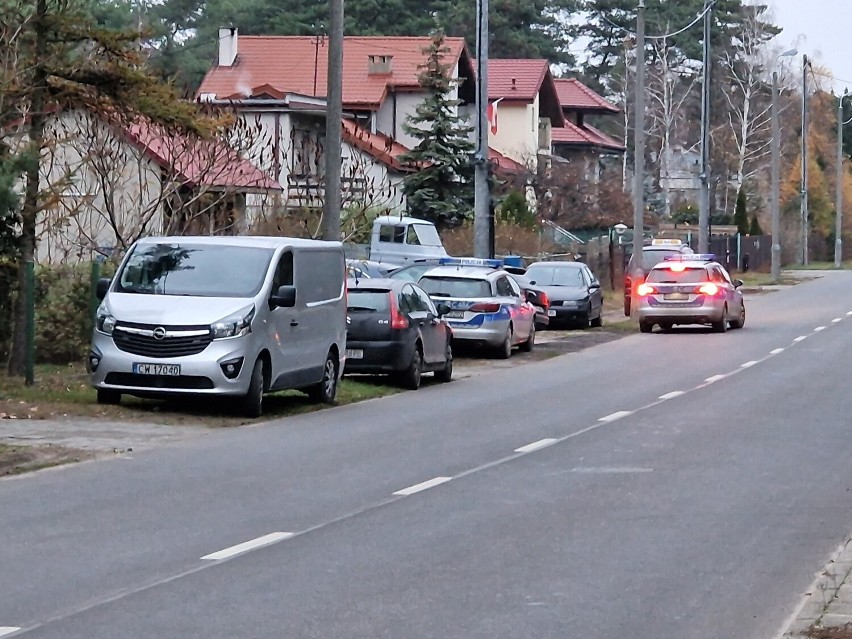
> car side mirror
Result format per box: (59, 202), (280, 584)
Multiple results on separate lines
(733, 279), (744, 288)
(436, 303), (451, 317)
(525, 290), (537, 304)
(96, 278), (111, 300)
(270, 285), (297, 308)
(589, 282), (601, 290)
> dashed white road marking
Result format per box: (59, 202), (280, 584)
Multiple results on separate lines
(571, 467), (653, 474)
(0, 628), (20, 637)
(847, 311), (852, 316)
(598, 411), (632, 423)
(705, 374), (727, 383)
(740, 361), (758, 369)
(815, 326), (826, 332)
(770, 348), (785, 355)
(659, 391), (685, 400)
(515, 438), (557, 454)
(794, 336), (808, 342)
(393, 476), (452, 496)
(201, 532), (293, 561)
(833, 318), (843, 323)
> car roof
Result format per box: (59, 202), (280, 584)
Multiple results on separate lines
(527, 261), (585, 268)
(419, 266), (499, 279)
(347, 278), (405, 291)
(135, 235), (342, 249)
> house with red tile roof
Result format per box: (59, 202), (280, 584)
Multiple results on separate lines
(22, 108), (280, 263)
(197, 30), (527, 215)
(485, 59), (565, 169)
(551, 78), (625, 159)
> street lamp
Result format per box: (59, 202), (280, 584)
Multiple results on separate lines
(770, 48), (797, 284)
(836, 89), (851, 268)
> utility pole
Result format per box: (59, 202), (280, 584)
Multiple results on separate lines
(835, 90), (847, 268)
(629, 0), (646, 315)
(473, 0), (490, 258)
(801, 54), (810, 265)
(770, 71), (782, 283)
(322, 0), (343, 241)
(697, 0), (712, 254)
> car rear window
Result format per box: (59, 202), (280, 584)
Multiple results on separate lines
(347, 290), (390, 312)
(419, 276), (491, 298)
(646, 267), (709, 284)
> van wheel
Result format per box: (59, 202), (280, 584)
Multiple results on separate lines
(97, 389), (121, 405)
(308, 352), (338, 404)
(240, 359), (265, 418)
(435, 342), (453, 383)
(400, 345), (423, 390)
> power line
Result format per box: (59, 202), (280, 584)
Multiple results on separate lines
(600, 0), (716, 41)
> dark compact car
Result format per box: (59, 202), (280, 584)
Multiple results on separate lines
(504, 270), (550, 329)
(344, 278), (453, 390)
(524, 261), (604, 328)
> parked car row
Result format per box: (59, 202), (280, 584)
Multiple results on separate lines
(87, 236), (611, 418)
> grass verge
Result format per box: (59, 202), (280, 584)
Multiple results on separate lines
(0, 364), (401, 425)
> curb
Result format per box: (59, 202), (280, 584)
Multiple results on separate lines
(775, 535), (852, 638)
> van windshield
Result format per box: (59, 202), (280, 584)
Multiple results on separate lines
(413, 224), (443, 247)
(116, 243), (275, 298)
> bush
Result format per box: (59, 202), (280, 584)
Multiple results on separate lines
(34, 263), (100, 364)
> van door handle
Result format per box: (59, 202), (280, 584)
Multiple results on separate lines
(290, 320), (299, 327)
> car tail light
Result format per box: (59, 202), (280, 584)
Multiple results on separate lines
(469, 302), (501, 313)
(389, 292), (409, 329)
(698, 283), (720, 296)
(636, 283), (655, 296)
(539, 291), (549, 307)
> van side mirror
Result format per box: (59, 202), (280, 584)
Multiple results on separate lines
(96, 278), (111, 300)
(270, 285), (296, 308)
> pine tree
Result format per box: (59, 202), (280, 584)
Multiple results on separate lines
(399, 29), (475, 231)
(734, 187), (748, 234)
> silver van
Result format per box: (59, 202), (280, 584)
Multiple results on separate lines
(89, 236), (347, 417)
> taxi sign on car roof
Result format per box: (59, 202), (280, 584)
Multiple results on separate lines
(650, 238), (684, 246)
(662, 253), (716, 262)
(438, 257), (503, 269)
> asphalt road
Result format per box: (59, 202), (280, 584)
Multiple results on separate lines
(3, 272), (852, 638)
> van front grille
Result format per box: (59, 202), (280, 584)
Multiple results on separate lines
(112, 323), (213, 358)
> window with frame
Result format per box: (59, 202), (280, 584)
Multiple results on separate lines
(379, 225), (405, 244)
(273, 251), (294, 289)
(495, 277), (514, 297)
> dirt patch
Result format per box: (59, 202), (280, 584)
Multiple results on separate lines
(0, 443), (97, 477)
(807, 624), (852, 638)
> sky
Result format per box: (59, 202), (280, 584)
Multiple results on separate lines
(766, 0), (852, 91)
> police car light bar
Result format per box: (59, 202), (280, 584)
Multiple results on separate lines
(663, 253), (715, 262)
(438, 257), (504, 268)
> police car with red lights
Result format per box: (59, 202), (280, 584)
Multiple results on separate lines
(417, 258), (537, 358)
(634, 254), (746, 334)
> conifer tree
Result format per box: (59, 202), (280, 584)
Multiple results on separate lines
(734, 187), (749, 235)
(399, 29), (475, 231)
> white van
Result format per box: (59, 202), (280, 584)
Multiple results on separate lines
(367, 215), (448, 265)
(89, 236), (346, 417)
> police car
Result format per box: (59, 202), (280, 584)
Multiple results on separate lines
(417, 258), (536, 358)
(635, 254), (746, 333)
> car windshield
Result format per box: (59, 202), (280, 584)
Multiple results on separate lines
(419, 276), (491, 298)
(116, 243), (274, 297)
(646, 267), (709, 284)
(347, 290), (390, 312)
(642, 250), (682, 270)
(389, 264), (434, 282)
(525, 266), (584, 287)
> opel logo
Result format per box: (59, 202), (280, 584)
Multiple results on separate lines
(152, 327), (167, 340)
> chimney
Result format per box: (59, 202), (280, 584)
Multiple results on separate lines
(367, 55), (393, 75)
(218, 27), (238, 67)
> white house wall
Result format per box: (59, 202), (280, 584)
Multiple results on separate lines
(36, 111), (164, 265)
(490, 95), (540, 168)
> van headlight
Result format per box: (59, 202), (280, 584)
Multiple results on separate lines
(211, 306), (255, 339)
(96, 311), (117, 335)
